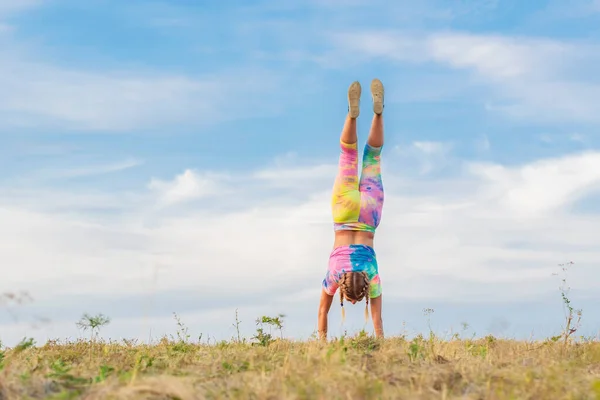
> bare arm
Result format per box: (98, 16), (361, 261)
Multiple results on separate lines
(370, 294), (384, 338)
(318, 289), (334, 341)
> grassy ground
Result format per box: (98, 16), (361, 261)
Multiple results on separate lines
(1, 330), (600, 400)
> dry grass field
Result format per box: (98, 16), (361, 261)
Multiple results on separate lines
(1, 321), (600, 400)
(0, 265), (594, 399)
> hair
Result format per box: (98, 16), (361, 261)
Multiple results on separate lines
(339, 271), (370, 323)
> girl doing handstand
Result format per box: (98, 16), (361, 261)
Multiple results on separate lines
(318, 79), (385, 340)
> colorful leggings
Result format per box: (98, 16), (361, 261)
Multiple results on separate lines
(331, 141), (384, 233)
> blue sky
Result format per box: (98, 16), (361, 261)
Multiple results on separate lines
(2, 0), (600, 346)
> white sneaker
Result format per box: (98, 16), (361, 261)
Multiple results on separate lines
(371, 78), (384, 115)
(347, 81), (361, 118)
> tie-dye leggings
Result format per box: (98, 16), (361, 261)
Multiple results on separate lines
(331, 140), (384, 233)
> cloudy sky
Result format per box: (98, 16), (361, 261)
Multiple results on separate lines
(2, 0), (600, 347)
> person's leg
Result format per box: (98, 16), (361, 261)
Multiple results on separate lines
(367, 113), (383, 147)
(368, 78), (384, 147)
(358, 79), (385, 228)
(332, 82), (361, 224)
(363, 79), (385, 337)
(322, 82), (361, 340)
(340, 115), (357, 145)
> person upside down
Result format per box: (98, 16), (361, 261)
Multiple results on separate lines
(318, 78), (385, 340)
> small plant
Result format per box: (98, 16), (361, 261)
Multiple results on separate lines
(252, 325), (273, 347)
(347, 330), (380, 353)
(221, 360), (250, 374)
(408, 336), (425, 362)
(423, 308), (435, 325)
(552, 261), (583, 344)
(94, 365), (115, 383)
(172, 312), (191, 343)
(262, 314), (285, 339)
(423, 308), (437, 357)
(408, 341), (421, 362)
(76, 313), (110, 361)
(485, 334), (497, 346)
(169, 313), (194, 353)
(251, 314), (285, 346)
(14, 337), (35, 352)
(465, 340), (488, 358)
(121, 338), (138, 347)
(461, 322), (469, 333)
(46, 358), (90, 391)
(76, 313), (110, 342)
(0, 337), (35, 375)
(232, 308), (244, 343)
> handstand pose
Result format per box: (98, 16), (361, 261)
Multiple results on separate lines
(318, 79), (385, 340)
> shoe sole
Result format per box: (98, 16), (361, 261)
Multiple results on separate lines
(371, 78), (384, 115)
(348, 81), (361, 118)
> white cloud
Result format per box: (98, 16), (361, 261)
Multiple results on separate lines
(0, 0), (39, 16)
(570, 133), (587, 143)
(1, 149), (600, 347)
(0, 0), (350, 134)
(0, 0), (40, 34)
(531, 0), (600, 20)
(1, 0), (600, 345)
(426, 33), (567, 79)
(468, 151), (600, 215)
(253, 164), (337, 187)
(23, 158), (143, 180)
(475, 134), (491, 152)
(328, 31), (600, 125)
(412, 141), (451, 155)
(0, 16), (292, 133)
(0, 62), (290, 132)
(394, 140), (453, 175)
(148, 169), (227, 206)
